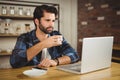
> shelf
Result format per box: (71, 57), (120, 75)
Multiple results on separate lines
(0, 51), (11, 56)
(113, 44), (120, 50)
(112, 57), (120, 61)
(112, 44), (120, 62)
(0, 33), (19, 37)
(0, 15), (33, 20)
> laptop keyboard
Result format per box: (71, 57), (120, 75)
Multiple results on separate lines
(58, 61), (81, 72)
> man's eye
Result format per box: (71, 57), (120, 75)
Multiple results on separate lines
(52, 20), (55, 22)
(46, 20), (50, 21)
(45, 19), (55, 22)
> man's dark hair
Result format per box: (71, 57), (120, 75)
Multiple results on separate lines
(33, 5), (58, 19)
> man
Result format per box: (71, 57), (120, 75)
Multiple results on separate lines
(10, 5), (79, 68)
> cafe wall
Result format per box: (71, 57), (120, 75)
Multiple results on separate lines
(77, 0), (120, 56)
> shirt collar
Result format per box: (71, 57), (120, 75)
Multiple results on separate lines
(31, 29), (39, 44)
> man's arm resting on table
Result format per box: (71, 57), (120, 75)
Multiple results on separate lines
(57, 56), (71, 65)
(37, 56), (71, 68)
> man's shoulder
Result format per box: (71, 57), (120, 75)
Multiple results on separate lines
(18, 30), (35, 39)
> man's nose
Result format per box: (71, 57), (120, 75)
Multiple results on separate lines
(49, 21), (54, 26)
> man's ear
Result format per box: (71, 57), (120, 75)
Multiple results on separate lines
(34, 19), (39, 26)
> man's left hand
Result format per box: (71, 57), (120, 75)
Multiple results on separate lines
(38, 58), (57, 68)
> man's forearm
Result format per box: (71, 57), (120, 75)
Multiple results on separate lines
(27, 42), (44, 61)
(57, 56), (71, 65)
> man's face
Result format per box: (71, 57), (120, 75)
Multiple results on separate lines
(38, 11), (56, 34)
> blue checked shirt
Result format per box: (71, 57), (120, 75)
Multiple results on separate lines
(10, 30), (79, 68)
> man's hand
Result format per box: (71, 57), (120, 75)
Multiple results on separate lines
(41, 35), (63, 48)
(38, 58), (57, 68)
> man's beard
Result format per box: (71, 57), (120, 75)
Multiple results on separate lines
(38, 22), (54, 34)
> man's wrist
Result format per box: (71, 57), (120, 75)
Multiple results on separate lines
(39, 42), (45, 49)
(54, 58), (59, 66)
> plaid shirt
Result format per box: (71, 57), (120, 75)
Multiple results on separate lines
(10, 30), (79, 68)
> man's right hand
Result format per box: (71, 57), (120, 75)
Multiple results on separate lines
(41, 35), (63, 48)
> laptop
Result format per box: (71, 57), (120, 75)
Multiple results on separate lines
(57, 36), (114, 74)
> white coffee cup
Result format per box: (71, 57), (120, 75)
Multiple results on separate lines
(58, 36), (63, 44)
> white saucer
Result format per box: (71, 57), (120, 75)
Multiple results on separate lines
(23, 69), (47, 77)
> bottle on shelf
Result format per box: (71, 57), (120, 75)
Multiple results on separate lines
(26, 8), (31, 16)
(4, 27), (9, 34)
(10, 6), (15, 15)
(25, 24), (31, 32)
(1, 6), (7, 15)
(18, 7), (23, 16)
(16, 26), (21, 35)
(4, 19), (12, 34)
